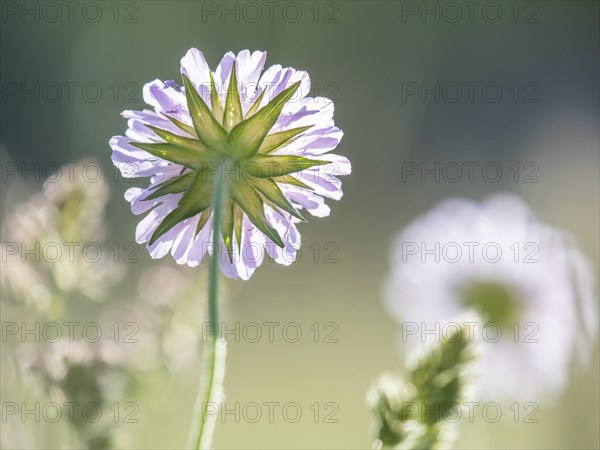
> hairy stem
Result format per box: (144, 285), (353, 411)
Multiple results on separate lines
(188, 169), (227, 450)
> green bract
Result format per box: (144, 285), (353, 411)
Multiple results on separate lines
(130, 63), (330, 255)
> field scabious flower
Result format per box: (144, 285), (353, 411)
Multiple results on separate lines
(110, 49), (350, 279)
(383, 193), (597, 401)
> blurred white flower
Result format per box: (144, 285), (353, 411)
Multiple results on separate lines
(383, 193), (597, 401)
(13, 339), (131, 449)
(1, 160), (125, 314)
(99, 264), (206, 373)
(138, 265), (206, 372)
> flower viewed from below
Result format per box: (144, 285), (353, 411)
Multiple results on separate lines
(110, 49), (350, 279)
(383, 193), (597, 401)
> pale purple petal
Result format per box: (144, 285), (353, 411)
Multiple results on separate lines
(213, 51), (236, 104)
(263, 207), (301, 265)
(143, 79), (187, 116)
(124, 188), (156, 215)
(109, 136), (171, 178)
(171, 216), (199, 262)
(123, 109), (193, 137)
(275, 126), (343, 156)
(185, 216), (214, 267)
(135, 203), (174, 244)
(274, 97), (334, 132)
(180, 48), (211, 103)
(296, 168), (344, 200)
(234, 50), (267, 112)
(280, 185), (332, 218)
(254, 65), (311, 113)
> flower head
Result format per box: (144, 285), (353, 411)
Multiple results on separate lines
(110, 49), (350, 279)
(383, 193), (597, 401)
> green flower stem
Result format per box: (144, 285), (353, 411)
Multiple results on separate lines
(188, 167), (227, 450)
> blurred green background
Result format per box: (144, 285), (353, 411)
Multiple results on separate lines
(1, 1), (598, 448)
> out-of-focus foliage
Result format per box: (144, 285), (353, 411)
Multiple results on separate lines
(1, 165), (206, 449)
(368, 322), (476, 449)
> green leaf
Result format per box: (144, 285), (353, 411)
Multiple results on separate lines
(130, 142), (210, 171)
(273, 175), (313, 190)
(149, 171), (214, 245)
(251, 177), (305, 221)
(244, 88), (267, 119)
(233, 204), (243, 251)
(221, 197), (235, 261)
(246, 155), (329, 178)
(147, 125), (214, 154)
(146, 172), (194, 200)
(195, 207), (212, 237)
(223, 63), (243, 131)
(229, 181), (284, 248)
(182, 73), (228, 153)
(228, 81), (301, 160)
(262, 200), (284, 218)
(161, 113), (196, 137)
(209, 71), (224, 124)
(258, 125), (312, 154)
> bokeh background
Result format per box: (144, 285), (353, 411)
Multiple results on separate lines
(1, 1), (598, 448)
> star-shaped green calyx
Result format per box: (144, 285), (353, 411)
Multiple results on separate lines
(130, 63), (329, 255)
